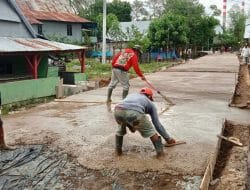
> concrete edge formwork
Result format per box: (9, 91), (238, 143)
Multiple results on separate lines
(229, 64), (250, 108)
(199, 119), (226, 190)
(200, 119), (250, 189)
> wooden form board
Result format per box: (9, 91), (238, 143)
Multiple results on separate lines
(199, 119), (226, 190)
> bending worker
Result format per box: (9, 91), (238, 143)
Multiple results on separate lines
(106, 45), (146, 111)
(114, 87), (176, 157)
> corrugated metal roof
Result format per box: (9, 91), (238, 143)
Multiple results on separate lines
(16, 0), (90, 24)
(0, 0), (21, 23)
(19, 0), (75, 14)
(0, 37), (87, 53)
(120, 21), (151, 34)
(108, 21), (151, 41)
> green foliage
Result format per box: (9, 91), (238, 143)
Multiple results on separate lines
(147, 0), (219, 50)
(214, 4), (246, 48)
(228, 5), (246, 46)
(164, 0), (205, 17)
(66, 58), (171, 80)
(82, 32), (92, 46)
(217, 32), (237, 47)
(148, 13), (189, 48)
(189, 16), (219, 48)
(67, 59), (112, 80)
(96, 13), (120, 36)
(209, 5), (221, 16)
(132, 0), (149, 20)
(144, 0), (165, 19)
(128, 61), (170, 78)
(125, 25), (151, 51)
(78, 0), (131, 22)
(108, 0), (132, 22)
(46, 34), (81, 45)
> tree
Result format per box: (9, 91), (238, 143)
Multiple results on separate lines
(131, 0), (149, 21)
(148, 13), (189, 49)
(162, 0), (219, 53)
(125, 25), (151, 52)
(108, 0), (132, 22)
(145, 0), (165, 19)
(209, 5), (221, 17)
(228, 4), (246, 47)
(69, 0), (92, 15)
(164, 0), (205, 18)
(96, 13), (123, 40)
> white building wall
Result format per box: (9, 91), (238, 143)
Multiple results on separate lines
(33, 21), (83, 43)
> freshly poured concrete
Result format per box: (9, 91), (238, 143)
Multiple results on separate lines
(3, 53), (250, 177)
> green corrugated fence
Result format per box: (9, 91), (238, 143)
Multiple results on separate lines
(0, 77), (59, 105)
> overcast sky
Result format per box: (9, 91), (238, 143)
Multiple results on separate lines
(111, 0), (248, 24)
(114, 0), (247, 14)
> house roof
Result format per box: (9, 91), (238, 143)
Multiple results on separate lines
(120, 21), (151, 34)
(0, 37), (87, 55)
(16, 0), (90, 24)
(5, 0), (37, 38)
(108, 20), (151, 41)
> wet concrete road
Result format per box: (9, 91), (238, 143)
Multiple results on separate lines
(3, 53), (250, 177)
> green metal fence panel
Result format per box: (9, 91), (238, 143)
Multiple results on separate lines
(47, 67), (59, 77)
(74, 73), (87, 84)
(0, 77), (59, 105)
(60, 72), (87, 84)
(38, 56), (49, 78)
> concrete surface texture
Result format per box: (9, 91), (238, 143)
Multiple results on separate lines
(3, 53), (250, 178)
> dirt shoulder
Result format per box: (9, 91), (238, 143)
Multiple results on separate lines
(2, 53), (250, 189)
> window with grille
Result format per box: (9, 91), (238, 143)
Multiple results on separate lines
(67, 24), (72, 36)
(38, 24), (43, 35)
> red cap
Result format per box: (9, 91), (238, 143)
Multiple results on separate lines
(140, 87), (153, 101)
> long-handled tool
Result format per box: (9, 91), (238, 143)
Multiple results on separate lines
(217, 135), (243, 146)
(165, 141), (186, 147)
(145, 80), (175, 105)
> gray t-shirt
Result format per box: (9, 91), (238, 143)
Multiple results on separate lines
(116, 93), (170, 140)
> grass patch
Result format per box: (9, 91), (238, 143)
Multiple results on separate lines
(66, 58), (172, 80)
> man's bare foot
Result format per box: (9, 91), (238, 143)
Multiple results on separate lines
(0, 144), (15, 150)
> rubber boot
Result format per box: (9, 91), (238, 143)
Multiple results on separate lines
(122, 90), (129, 99)
(151, 136), (164, 157)
(107, 88), (113, 102)
(106, 88), (113, 112)
(115, 135), (123, 156)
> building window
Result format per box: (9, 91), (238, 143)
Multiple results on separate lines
(67, 24), (72, 36)
(38, 24), (43, 35)
(0, 63), (12, 75)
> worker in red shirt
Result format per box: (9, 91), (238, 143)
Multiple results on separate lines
(106, 45), (146, 111)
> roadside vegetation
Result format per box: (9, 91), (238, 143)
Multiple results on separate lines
(68, 0), (246, 57)
(66, 58), (171, 80)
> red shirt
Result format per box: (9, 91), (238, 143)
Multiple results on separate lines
(112, 48), (143, 77)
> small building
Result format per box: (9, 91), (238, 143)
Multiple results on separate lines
(16, 0), (92, 44)
(0, 0), (87, 108)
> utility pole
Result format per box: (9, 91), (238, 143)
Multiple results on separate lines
(222, 0), (227, 31)
(102, 0), (107, 64)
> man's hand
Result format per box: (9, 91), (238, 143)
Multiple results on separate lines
(127, 125), (136, 133)
(165, 137), (176, 145)
(141, 76), (146, 81)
